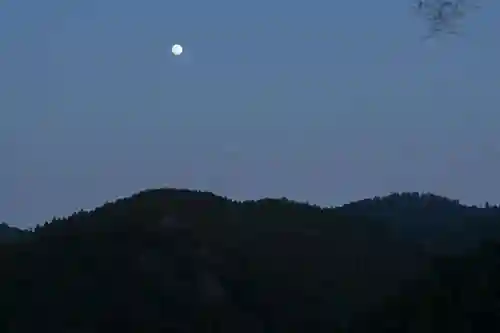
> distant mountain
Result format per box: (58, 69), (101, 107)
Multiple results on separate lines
(338, 192), (500, 254)
(339, 192), (495, 218)
(0, 222), (28, 243)
(1, 188), (500, 332)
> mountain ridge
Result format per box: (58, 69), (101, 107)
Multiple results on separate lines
(3, 189), (496, 230)
(2, 187), (500, 332)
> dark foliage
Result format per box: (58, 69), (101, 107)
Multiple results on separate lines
(1, 188), (500, 332)
(414, 0), (480, 38)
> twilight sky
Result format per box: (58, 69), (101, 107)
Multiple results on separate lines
(1, 0), (499, 227)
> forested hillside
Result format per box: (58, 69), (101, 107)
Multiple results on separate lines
(0, 223), (29, 243)
(1, 188), (500, 332)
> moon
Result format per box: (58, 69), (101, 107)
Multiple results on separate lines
(172, 44), (183, 56)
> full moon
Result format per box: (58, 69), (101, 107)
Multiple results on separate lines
(172, 44), (183, 56)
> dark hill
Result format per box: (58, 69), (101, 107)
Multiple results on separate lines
(0, 222), (29, 243)
(338, 192), (500, 254)
(1, 188), (500, 332)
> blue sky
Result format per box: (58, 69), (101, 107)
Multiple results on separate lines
(1, 0), (499, 227)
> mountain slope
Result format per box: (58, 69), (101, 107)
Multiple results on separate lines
(0, 222), (29, 243)
(1, 188), (500, 332)
(338, 192), (500, 254)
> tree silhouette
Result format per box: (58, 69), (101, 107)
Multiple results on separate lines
(414, 0), (480, 38)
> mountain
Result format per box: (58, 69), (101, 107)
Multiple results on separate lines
(1, 188), (500, 332)
(338, 192), (500, 254)
(0, 222), (29, 243)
